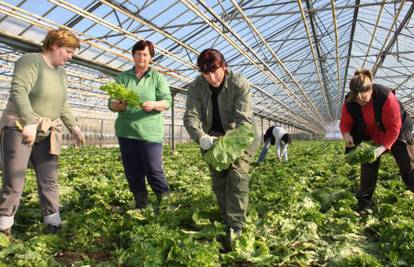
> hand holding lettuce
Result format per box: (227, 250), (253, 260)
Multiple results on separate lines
(203, 124), (254, 171)
(100, 82), (140, 107)
(344, 142), (378, 165)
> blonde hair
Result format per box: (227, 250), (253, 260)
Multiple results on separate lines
(347, 69), (373, 102)
(42, 28), (80, 51)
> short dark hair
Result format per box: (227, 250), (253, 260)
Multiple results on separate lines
(197, 48), (227, 73)
(132, 40), (155, 57)
(281, 134), (292, 144)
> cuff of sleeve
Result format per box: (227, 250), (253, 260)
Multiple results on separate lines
(383, 143), (392, 150)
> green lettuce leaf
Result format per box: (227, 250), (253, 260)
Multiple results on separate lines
(100, 82), (141, 107)
(344, 142), (377, 165)
(203, 124), (254, 171)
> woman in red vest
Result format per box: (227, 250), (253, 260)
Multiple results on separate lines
(340, 69), (414, 215)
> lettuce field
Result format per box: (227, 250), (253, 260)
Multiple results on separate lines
(0, 141), (413, 266)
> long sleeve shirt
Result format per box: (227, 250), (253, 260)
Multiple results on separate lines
(9, 53), (77, 130)
(272, 127), (288, 161)
(339, 93), (401, 150)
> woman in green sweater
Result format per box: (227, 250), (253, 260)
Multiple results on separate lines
(0, 28), (85, 236)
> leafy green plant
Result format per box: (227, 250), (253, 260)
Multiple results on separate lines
(203, 124), (254, 171)
(0, 141), (412, 266)
(100, 82), (140, 107)
(344, 142), (377, 165)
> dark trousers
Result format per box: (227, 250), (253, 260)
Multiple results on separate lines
(357, 140), (414, 208)
(118, 137), (169, 207)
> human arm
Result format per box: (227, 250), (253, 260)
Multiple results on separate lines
(183, 79), (208, 143)
(339, 104), (355, 148)
(276, 143), (281, 161)
(381, 93), (401, 150)
(10, 54), (39, 126)
(107, 75), (128, 112)
(140, 73), (172, 113)
(280, 143), (288, 161)
(60, 101), (85, 147)
(140, 100), (169, 112)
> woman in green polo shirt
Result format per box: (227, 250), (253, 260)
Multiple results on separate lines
(0, 28), (85, 236)
(109, 40), (171, 212)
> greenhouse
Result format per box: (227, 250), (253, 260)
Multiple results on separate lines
(0, 0), (413, 266)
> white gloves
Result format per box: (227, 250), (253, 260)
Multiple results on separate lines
(373, 145), (387, 158)
(199, 135), (216, 150)
(71, 126), (85, 148)
(22, 123), (38, 146)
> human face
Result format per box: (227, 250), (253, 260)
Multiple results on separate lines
(51, 45), (76, 67)
(355, 89), (373, 106)
(202, 66), (226, 88)
(133, 46), (152, 71)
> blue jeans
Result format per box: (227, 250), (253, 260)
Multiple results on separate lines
(118, 137), (169, 198)
(257, 138), (271, 163)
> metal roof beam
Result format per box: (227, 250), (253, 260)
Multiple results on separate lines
(179, 0), (324, 130)
(361, 0), (386, 69)
(299, 0), (332, 120)
(330, 0), (341, 117)
(372, 1), (413, 75)
(229, 0), (325, 124)
(340, 0), (360, 117)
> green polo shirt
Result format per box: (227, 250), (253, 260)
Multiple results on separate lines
(113, 67), (171, 143)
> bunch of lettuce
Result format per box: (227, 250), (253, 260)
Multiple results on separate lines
(344, 142), (377, 165)
(100, 82), (140, 107)
(203, 124), (254, 171)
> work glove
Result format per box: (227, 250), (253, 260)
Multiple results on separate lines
(22, 123), (38, 146)
(199, 135), (216, 150)
(373, 145), (387, 159)
(71, 126), (85, 148)
(343, 132), (355, 148)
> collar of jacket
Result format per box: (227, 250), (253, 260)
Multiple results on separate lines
(200, 70), (233, 93)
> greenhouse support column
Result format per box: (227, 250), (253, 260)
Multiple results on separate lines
(171, 93), (176, 153)
(261, 117), (264, 143)
(100, 119), (104, 148)
(180, 125), (183, 144)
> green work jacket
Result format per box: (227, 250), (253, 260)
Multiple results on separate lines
(184, 70), (259, 156)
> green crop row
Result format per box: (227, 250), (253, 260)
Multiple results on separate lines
(0, 141), (412, 266)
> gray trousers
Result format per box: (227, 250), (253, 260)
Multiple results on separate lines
(209, 152), (251, 230)
(0, 127), (60, 230)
